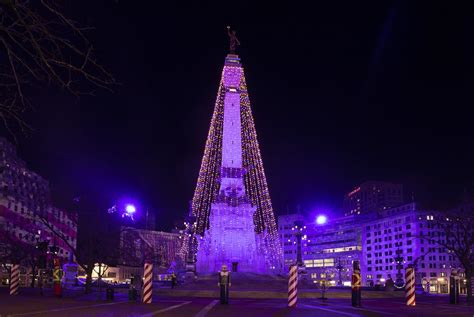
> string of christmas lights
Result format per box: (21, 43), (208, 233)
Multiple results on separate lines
(240, 75), (283, 269)
(185, 56), (282, 271)
(191, 79), (225, 235)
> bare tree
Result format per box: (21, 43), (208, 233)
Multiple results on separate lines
(39, 209), (121, 293)
(119, 228), (167, 270)
(0, 222), (41, 288)
(0, 0), (115, 134)
(0, 226), (36, 264)
(425, 206), (474, 302)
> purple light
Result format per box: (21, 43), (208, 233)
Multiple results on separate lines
(125, 204), (136, 214)
(316, 215), (327, 225)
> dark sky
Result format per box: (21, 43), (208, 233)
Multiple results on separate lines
(4, 1), (474, 229)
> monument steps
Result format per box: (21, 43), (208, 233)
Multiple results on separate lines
(181, 272), (315, 291)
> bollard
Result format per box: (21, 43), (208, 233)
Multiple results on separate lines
(9, 264), (20, 296)
(128, 287), (138, 301)
(106, 286), (115, 301)
(405, 266), (416, 306)
(142, 262), (153, 304)
(288, 264), (298, 307)
(351, 260), (361, 307)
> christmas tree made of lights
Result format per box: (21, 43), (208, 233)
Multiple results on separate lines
(191, 54), (283, 273)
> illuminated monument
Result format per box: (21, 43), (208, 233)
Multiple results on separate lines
(191, 29), (282, 273)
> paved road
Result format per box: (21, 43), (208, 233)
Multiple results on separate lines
(0, 291), (473, 316)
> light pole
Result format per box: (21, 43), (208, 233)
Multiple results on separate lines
(394, 247), (405, 288)
(291, 220), (305, 267)
(184, 215), (197, 271)
(34, 230), (49, 292)
(109, 203), (137, 221)
(336, 257), (344, 286)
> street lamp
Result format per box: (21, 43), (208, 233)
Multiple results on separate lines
(292, 220), (305, 267)
(108, 203), (137, 221)
(316, 215), (327, 225)
(125, 204), (136, 214)
(394, 248), (405, 288)
(336, 257), (344, 286)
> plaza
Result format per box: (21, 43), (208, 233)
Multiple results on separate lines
(0, 286), (472, 317)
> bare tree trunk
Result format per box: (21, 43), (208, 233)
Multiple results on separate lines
(97, 263), (102, 300)
(85, 265), (93, 294)
(30, 264), (37, 288)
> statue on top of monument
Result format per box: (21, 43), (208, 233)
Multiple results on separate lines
(227, 26), (240, 54)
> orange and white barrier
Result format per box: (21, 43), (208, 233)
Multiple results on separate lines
(405, 266), (416, 306)
(142, 262), (153, 304)
(288, 264), (298, 307)
(10, 264), (20, 296)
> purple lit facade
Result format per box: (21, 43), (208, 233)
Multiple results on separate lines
(0, 137), (77, 267)
(194, 54), (281, 273)
(279, 202), (469, 294)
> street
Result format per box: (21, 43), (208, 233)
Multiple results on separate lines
(0, 288), (473, 317)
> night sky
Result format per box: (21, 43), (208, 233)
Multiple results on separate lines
(3, 1), (474, 229)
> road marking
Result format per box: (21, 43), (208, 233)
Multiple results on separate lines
(322, 302), (400, 316)
(299, 304), (360, 317)
(194, 300), (219, 317)
(142, 301), (192, 316)
(7, 301), (127, 316)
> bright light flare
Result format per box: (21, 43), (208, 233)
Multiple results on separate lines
(316, 215), (327, 225)
(125, 204), (136, 214)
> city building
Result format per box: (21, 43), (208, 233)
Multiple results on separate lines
(120, 228), (182, 271)
(343, 181), (404, 216)
(0, 137), (77, 269)
(361, 202), (460, 293)
(279, 200), (466, 294)
(279, 214), (362, 286)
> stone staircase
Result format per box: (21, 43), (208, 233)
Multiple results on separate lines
(179, 272), (314, 291)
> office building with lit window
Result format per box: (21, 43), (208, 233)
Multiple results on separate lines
(343, 181), (404, 216)
(279, 214), (362, 286)
(361, 202), (460, 294)
(0, 137), (77, 265)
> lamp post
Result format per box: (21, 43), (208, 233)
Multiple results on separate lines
(291, 220), (305, 267)
(394, 248), (405, 288)
(336, 257), (344, 286)
(34, 230), (49, 292)
(108, 203), (137, 221)
(184, 215), (197, 274)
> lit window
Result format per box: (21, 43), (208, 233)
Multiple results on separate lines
(324, 258), (334, 267)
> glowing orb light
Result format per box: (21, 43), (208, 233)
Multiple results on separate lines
(316, 215), (327, 225)
(125, 204), (136, 214)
